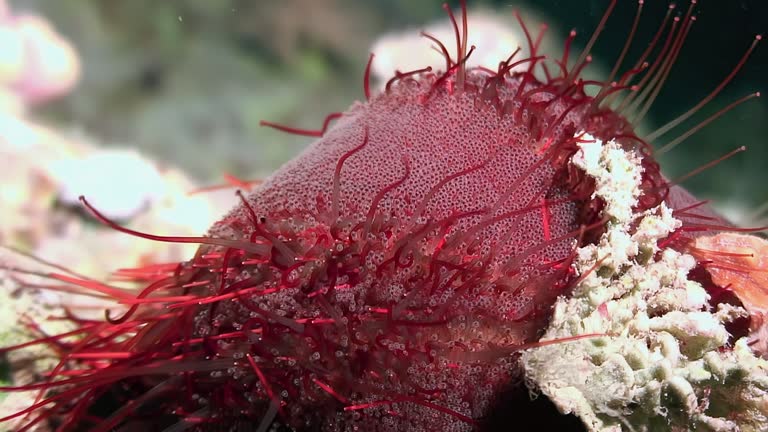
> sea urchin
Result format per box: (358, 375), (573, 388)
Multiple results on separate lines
(0, 1), (764, 431)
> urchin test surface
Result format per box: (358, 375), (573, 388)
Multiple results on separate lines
(219, 72), (583, 287)
(202, 72), (591, 431)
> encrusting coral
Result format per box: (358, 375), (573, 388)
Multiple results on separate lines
(522, 135), (768, 431)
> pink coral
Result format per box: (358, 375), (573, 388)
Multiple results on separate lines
(0, 0), (79, 107)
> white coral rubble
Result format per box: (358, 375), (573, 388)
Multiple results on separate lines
(522, 134), (768, 432)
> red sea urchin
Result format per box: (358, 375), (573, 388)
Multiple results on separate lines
(0, 1), (763, 431)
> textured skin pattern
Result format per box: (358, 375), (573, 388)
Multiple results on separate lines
(193, 72), (618, 431)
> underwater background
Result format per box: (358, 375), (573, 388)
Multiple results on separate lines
(5, 0), (768, 220)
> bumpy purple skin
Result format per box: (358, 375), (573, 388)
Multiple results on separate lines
(191, 70), (638, 431)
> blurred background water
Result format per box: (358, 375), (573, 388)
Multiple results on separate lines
(6, 0), (768, 221)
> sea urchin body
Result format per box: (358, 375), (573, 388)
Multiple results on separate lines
(71, 50), (627, 432)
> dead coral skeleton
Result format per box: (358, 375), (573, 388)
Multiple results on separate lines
(522, 134), (768, 432)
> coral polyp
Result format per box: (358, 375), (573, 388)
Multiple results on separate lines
(1, 1), (765, 431)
